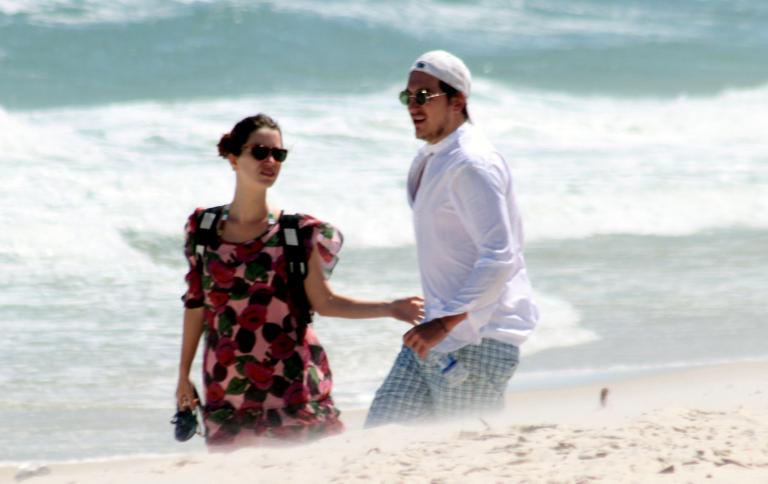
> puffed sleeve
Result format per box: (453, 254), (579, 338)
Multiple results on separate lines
(299, 214), (344, 279)
(181, 209), (205, 308)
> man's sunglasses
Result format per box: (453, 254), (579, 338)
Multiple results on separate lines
(250, 145), (288, 163)
(399, 89), (446, 106)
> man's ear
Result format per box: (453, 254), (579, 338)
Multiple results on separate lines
(451, 92), (467, 114)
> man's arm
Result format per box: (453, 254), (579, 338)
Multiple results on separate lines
(443, 160), (522, 314)
(403, 159), (523, 356)
(403, 312), (467, 358)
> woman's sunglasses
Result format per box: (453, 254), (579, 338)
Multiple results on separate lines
(250, 145), (288, 163)
(399, 89), (446, 106)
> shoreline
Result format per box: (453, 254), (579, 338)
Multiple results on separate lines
(3, 360), (768, 483)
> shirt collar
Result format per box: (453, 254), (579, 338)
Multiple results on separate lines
(420, 122), (470, 157)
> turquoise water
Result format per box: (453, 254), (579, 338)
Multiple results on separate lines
(3, 0), (768, 109)
(1, 0), (767, 463)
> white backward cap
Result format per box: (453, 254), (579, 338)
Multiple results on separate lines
(410, 50), (472, 98)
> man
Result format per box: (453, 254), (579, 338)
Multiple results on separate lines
(365, 50), (538, 426)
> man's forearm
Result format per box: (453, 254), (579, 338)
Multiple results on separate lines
(433, 312), (467, 333)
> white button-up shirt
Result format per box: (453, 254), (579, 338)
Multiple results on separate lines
(407, 123), (538, 352)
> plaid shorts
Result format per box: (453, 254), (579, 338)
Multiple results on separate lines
(364, 338), (519, 427)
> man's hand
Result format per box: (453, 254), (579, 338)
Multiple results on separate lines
(403, 318), (449, 358)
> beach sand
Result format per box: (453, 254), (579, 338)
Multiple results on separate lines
(4, 361), (768, 483)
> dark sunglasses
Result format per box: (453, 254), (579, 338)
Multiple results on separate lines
(399, 89), (446, 106)
(250, 145), (288, 162)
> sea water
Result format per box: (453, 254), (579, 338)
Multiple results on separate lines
(1, 0), (767, 463)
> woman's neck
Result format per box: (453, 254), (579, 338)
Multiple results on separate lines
(228, 188), (270, 223)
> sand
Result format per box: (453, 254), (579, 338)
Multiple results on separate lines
(3, 361), (768, 483)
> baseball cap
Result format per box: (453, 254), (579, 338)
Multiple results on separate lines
(410, 50), (472, 98)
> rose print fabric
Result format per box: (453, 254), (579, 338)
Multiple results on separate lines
(182, 209), (344, 446)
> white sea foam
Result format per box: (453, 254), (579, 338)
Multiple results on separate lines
(0, 0), (727, 43)
(272, 0), (702, 41)
(2, 81), (766, 268)
(471, 80), (768, 239)
(522, 293), (598, 356)
(0, 0), (208, 24)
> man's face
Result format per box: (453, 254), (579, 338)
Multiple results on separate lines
(405, 71), (453, 144)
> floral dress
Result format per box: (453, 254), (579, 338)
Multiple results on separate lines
(182, 208), (344, 446)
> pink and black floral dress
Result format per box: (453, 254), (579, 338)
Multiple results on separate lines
(182, 208), (344, 447)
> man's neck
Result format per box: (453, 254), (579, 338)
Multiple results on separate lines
(427, 118), (467, 146)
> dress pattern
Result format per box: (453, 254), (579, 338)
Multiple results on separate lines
(182, 208), (344, 446)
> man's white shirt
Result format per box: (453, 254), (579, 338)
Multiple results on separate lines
(407, 123), (538, 352)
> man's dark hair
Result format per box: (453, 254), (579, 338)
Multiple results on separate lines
(439, 81), (470, 121)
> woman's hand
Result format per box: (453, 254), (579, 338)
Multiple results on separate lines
(390, 296), (424, 325)
(176, 377), (199, 410)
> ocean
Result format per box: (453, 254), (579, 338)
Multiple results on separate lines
(1, 0), (767, 463)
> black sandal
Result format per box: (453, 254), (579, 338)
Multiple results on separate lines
(171, 386), (203, 442)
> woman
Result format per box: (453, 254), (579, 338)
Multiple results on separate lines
(176, 113), (423, 448)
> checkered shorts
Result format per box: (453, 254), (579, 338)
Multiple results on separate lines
(364, 338), (519, 427)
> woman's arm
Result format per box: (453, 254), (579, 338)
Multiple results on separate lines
(303, 246), (423, 324)
(175, 307), (205, 409)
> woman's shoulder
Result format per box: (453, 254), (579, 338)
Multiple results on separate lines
(185, 205), (226, 229)
(284, 213), (343, 245)
(184, 208), (204, 232)
(284, 214), (343, 274)
(285, 212), (332, 230)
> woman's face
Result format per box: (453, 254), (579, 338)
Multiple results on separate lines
(231, 128), (284, 188)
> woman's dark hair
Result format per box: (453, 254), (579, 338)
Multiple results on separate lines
(217, 113), (282, 158)
(439, 81), (470, 121)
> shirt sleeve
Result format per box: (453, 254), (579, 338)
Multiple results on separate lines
(181, 209), (205, 308)
(299, 215), (344, 279)
(440, 158), (524, 324)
